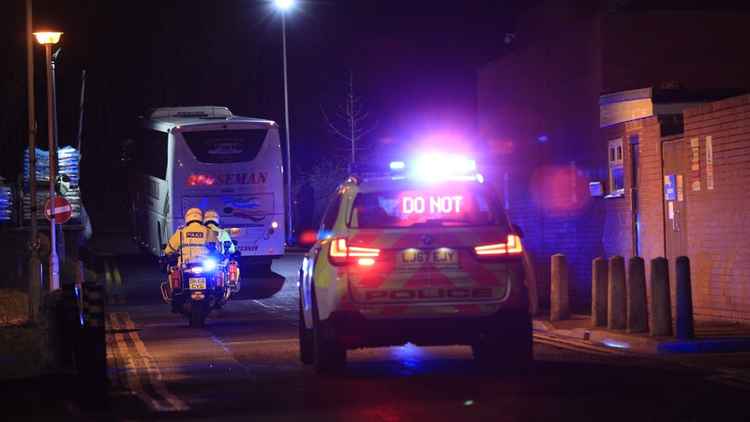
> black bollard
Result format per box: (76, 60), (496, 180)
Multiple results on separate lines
(591, 257), (608, 327)
(675, 256), (695, 340)
(607, 256), (626, 330)
(550, 254), (570, 321)
(626, 257), (648, 333)
(649, 257), (673, 336)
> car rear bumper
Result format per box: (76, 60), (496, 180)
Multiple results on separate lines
(324, 307), (530, 349)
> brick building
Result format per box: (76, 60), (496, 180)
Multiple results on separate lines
(598, 89), (750, 321)
(477, 0), (750, 318)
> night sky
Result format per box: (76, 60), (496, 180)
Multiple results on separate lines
(3, 0), (744, 229)
(0, 0), (528, 227)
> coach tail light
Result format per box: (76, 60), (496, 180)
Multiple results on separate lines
(186, 173), (216, 187)
(474, 234), (523, 257)
(328, 238), (380, 266)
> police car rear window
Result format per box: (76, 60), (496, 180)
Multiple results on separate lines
(182, 129), (267, 163)
(349, 185), (500, 229)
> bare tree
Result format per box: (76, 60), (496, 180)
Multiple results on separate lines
(321, 71), (377, 165)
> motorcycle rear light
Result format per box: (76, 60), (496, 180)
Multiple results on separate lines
(187, 173), (216, 187)
(228, 261), (239, 282)
(474, 234), (523, 257)
(329, 238), (380, 266)
(170, 270), (181, 289)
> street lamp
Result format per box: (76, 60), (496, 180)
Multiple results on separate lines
(273, 0), (295, 244)
(33, 30), (62, 291)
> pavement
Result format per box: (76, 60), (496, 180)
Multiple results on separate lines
(533, 313), (750, 354)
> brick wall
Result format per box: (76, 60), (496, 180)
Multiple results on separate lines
(599, 117), (664, 266)
(477, 2), (750, 316)
(682, 94), (750, 321)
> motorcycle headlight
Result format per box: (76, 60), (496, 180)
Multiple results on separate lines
(203, 258), (218, 272)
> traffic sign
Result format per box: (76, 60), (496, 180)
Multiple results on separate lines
(44, 196), (72, 224)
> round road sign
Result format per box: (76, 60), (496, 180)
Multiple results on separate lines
(44, 196), (72, 224)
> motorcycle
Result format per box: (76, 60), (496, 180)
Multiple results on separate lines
(160, 240), (241, 327)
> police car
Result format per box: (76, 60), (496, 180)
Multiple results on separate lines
(298, 154), (532, 373)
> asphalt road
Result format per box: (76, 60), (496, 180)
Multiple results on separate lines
(62, 254), (750, 421)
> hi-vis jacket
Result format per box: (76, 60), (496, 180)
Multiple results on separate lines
(207, 224), (236, 255)
(163, 221), (220, 264)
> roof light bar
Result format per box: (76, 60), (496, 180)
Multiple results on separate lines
(390, 161), (406, 170)
(411, 153), (477, 182)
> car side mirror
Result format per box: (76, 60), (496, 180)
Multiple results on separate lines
(316, 229), (332, 241)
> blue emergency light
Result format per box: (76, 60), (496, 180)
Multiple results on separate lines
(353, 154), (482, 183)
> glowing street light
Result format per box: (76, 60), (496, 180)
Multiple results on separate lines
(33, 31), (62, 45)
(273, 0), (295, 11)
(272, 0), (295, 244)
(33, 30), (63, 291)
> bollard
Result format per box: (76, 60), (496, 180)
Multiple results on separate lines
(591, 257), (608, 327)
(550, 254), (570, 321)
(626, 257), (648, 333)
(607, 256), (626, 330)
(649, 257), (673, 336)
(675, 256), (695, 339)
(76, 282), (108, 409)
(523, 250), (539, 316)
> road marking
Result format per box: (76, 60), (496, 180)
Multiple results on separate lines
(220, 338), (297, 346)
(121, 313), (190, 411)
(251, 300), (290, 311)
(107, 312), (189, 412)
(109, 313), (163, 411)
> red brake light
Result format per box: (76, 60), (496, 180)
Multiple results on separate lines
(187, 173), (216, 187)
(328, 238), (380, 266)
(475, 234), (523, 257)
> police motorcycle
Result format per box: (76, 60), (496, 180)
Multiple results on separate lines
(160, 240), (241, 327)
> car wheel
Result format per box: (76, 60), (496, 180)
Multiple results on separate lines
(472, 311), (533, 373)
(311, 286), (346, 374)
(299, 294), (315, 365)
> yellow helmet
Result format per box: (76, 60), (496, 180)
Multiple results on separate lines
(204, 209), (220, 225)
(184, 207), (203, 224)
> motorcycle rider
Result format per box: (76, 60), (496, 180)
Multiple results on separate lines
(203, 209), (241, 293)
(203, 209), (236, 255)
(163, 207), (220, 265)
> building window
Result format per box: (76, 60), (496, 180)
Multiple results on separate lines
(607, 138), (624, 196)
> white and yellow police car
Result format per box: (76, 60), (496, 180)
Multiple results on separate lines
(298, 154), (532, 373)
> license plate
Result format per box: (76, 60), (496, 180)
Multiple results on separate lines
(399, 248), (458, 267)
(188, 277), (206, 290)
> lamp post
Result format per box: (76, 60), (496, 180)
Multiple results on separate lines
(273, 0), (295, 244)
(33, 31), (63, 291)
